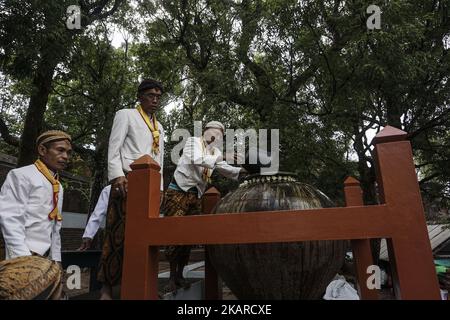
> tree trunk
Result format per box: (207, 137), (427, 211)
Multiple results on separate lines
(353, 124), (380, 264)
(386, 97), (402, 129)
(15, 1), (125, 167)
(17, 60), (57, 167)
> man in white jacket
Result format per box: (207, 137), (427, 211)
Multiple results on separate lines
(0, 130), (72, 299)
(98, 79), (165, 299)
(162, 121), (246, 293)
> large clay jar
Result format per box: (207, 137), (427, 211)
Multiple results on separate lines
(207, 173), (348, 299)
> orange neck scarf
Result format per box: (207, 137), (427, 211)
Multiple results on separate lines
(34, 159), (62, 221)
(137, 105), (160, 155)
(201, 138), (214, 184)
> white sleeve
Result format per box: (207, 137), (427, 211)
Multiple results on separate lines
(50, 188), (63, 262)
(184, 137), (221, 169)
(82, 185), (110, 239)
(215, 161), (242, 181)
(108, 110), (129, 182)
(0, 170), (32, 258)
(50, 223), (62, 261)
(159, 126), (164, 191)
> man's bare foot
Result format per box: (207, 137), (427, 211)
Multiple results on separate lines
(176, 277), (191, 289)
(99, 293), (113, 300)
(164, 278), (178, 295)
(99, 285), (113, 300)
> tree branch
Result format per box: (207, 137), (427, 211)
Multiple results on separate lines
(0, 116), (20, 147)
(419, 172), (442, 185)
(408, 107), (450, 140)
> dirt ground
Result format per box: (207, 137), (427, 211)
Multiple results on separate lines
(62, 264), (237, 300)
(62, 263), (393, 300)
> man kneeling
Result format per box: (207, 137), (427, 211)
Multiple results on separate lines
(0, 130), (72, 299)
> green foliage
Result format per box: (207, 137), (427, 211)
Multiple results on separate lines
(0, 0), (449, 212)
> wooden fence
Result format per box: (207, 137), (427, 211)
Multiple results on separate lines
(120, 126), (440, 300)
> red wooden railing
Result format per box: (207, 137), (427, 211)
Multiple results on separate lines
(120, 126), (440, 300)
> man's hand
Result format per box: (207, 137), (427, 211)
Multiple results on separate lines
(238, 167), (249, 179)
(77, 238), (92, 251)
(112, 176), (128, 198)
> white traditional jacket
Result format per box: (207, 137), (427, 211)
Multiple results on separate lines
(108, 108), (164, 190)
(173, 137), (242, 198)
(0, 165), (63, 261)
(82, 185), (110, 240)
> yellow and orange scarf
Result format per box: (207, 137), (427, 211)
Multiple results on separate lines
(137, 105), (160, 155)
(201, 138), (214, 184)
(34, 159), (62, 221)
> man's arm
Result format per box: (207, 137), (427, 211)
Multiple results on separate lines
(82, 185), (110, 240)
(50, 189), (63, 262)
(215, 160), (244, 181)
(108, 110), (129, 182)
(0, 170), (32, 258)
